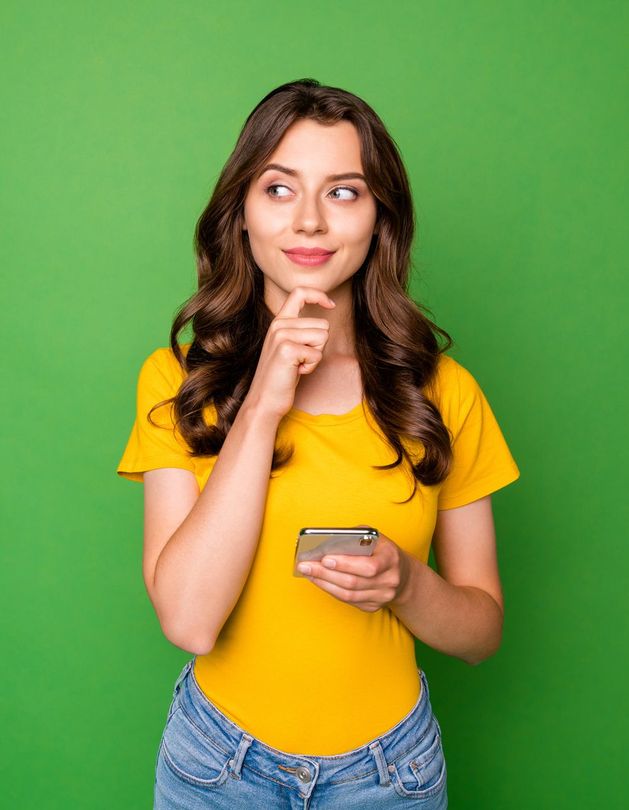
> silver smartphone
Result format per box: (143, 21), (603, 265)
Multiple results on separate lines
(293, 527), (379, 577)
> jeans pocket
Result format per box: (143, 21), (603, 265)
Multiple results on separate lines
(389, 718), (447, 800)
(159, 703), (233, 790)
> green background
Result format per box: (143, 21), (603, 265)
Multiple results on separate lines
(2, 1), (627, 807)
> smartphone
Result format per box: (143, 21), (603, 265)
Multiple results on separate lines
(293, 527), (379, 577)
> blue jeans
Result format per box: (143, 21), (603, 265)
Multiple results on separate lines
(154, 658), (448, 808)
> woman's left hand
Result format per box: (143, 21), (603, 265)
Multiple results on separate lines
(296, 526), (413, 612)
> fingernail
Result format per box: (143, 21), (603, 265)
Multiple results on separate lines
(297, 563), (311, 574)
(322, 558), (336, 569)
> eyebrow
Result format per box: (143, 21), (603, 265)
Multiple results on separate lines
(258, 163), (367, 183)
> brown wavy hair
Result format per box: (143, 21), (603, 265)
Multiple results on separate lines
(150, 78), (455, 503)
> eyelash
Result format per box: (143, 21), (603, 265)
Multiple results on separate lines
(264, 184), (360, 201)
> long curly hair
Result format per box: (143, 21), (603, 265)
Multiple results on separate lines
(150, 78), (454, 503)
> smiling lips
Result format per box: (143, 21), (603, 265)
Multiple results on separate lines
(283, 247), (336, 266)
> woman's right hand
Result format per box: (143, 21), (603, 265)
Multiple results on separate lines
(243, 286), (336, 421)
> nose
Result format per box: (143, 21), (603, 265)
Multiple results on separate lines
(292, 192), (327, 235)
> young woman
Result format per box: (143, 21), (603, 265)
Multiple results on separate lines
(117, 78), (520, 809)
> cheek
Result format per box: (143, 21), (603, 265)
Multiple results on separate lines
(337, 201), (377, 243)
(343, 216), (377, 246)
(244, 202), (289, 243)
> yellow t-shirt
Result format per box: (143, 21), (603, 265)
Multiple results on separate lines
(117, 343), (520, 754)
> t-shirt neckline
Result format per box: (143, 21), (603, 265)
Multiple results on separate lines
(285, 398), (366, 426)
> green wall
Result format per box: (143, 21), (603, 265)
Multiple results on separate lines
(3, 2), (627, 807)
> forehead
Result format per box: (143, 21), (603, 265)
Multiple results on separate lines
(266, 119), (363, 172)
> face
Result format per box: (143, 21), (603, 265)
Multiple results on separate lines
(242, 118), (378, 311)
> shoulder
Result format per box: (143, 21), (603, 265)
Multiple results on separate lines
(134, 344), (192, 404)
(427, 353), (484, 434)
(140, 343), (217, 426)
(140, 343), (192, 384)
(428, 352), (470, 400)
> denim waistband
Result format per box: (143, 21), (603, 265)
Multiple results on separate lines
(171, 656), (436, 791)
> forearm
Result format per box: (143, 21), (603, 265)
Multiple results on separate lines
(388, 552), (504, 666)
(154, 399), (280, 654)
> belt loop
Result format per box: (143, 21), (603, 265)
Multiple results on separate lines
(229, 734), (254, 779)
(368, 740), (391, 786)
(172, 657), (194, 698)
(419, 667), (430, 700)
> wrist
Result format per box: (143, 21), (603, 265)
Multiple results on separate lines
(238, 396), (282, 430)
(390, 549), (423, 609)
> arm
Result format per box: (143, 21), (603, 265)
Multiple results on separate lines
(145, 400), (281, 655)
(389, 495), (504, 666)
(140, 289), (335, 656)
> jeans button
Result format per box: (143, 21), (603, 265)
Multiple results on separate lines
(296, 766), (311, 783)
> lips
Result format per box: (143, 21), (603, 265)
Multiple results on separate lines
(284, 248), (335, 256)
(283, 249), (335, 267)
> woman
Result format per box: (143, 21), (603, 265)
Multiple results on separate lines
(117, 78), (520, 809)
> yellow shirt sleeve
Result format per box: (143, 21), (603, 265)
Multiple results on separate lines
(437, 360), (520, 509)
(116, 347), (196, 482)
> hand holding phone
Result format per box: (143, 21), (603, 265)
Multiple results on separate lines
(293, 527), (379, 577)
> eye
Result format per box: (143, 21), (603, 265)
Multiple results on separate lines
(329, 186), (359, 201)
(265, 184), (292, 198)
